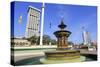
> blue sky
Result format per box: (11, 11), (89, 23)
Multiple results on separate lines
(12, 1), (97, 44)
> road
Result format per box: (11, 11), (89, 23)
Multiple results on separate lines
(80, 49), (97, 55)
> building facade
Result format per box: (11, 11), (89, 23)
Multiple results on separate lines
(82, 28), (91, 46)
(25, 6), (41, 38)
(11, 38), (31, 47)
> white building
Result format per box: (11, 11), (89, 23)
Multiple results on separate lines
(25, 6), (41, 38)
(82, 27), (91, 46)
(11, 38), (31, 47)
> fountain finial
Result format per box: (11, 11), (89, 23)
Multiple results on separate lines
(58, 19), (67, 29)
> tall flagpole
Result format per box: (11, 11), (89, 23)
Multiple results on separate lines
(49, 20), (51, 45)
(18, 14), (22, 38)
(40, 2), (45, 45)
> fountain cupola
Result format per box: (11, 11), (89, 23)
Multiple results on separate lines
(58, 20), (67, 30)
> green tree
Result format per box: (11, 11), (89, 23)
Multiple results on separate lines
(68, 41), (74, 45)
(51, 39), (57, 45)
(37, 36), (40, 45)
(27, 35), (57, 45)
(27, 36), (38, 45)
(43, 35), (51, 45)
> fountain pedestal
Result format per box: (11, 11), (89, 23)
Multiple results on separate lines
(40, 20), (85, 64)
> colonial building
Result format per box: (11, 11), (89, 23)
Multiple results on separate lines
(25, 6), (41, 38)
(11, 38), (31, 47)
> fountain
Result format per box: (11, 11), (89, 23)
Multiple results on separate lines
(40, 20), (85, 64)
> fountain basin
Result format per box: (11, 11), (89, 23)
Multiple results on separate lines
(40, 50), (86, 64)
(45, 50), (80, 60)
(40, 56), (85, 64)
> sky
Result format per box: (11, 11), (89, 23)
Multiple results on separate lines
(12, 1), (97, 44)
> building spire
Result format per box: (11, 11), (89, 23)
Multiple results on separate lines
(82, 27), (91, 47)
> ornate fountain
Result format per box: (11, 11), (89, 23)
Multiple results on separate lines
(40, 20), (85, 64)
(54, 20), (71, 49)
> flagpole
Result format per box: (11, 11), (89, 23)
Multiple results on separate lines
(40, 2), (45, 46)
(18, 15), (22, 38)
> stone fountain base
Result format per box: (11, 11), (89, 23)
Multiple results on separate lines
(40, 50), (86, 64)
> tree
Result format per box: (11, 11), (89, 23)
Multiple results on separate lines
(51, 39), (57, 45)
(43, 35), (51, 45)
(27, 35), (57, 45)
(36, 35), (57, 45)
(37, 36), (40, 45)
(27, 36), (38, 45)
(68, 41), (74, 45)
